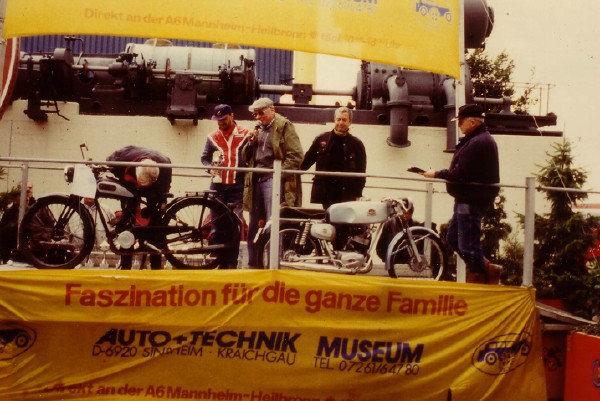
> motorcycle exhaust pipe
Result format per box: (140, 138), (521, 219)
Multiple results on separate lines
(279, 261), (359, 275)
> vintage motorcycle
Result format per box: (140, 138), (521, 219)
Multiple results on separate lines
(18, 162), (241, 269)
(254, 198), (447, 279)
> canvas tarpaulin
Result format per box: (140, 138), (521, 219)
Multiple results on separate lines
(0, 269), (546, 401)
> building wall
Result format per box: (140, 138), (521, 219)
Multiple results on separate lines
(0, 99), (556, 233)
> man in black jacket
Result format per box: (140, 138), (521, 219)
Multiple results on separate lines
(424, 104), (501, 284)
(301, 106), (367, 209)
(107, 146), (172, 269)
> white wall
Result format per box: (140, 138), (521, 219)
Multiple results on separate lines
(0, 100), (558, 231)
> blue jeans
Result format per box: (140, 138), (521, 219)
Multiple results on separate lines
(247, 177), (274, 268)
(210, 182), (244, 268)
(446, 202), (486, 274)
(210, 182), (244, 223)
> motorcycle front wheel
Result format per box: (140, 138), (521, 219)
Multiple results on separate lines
(19, 195), (94, 269)
(256, 228), (320, 269)
(163, 197), (238, 269)
(386, 227), (446, 280)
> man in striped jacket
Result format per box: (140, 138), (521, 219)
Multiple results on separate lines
(201, 104), (251, 268)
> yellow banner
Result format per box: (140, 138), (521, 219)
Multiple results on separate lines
(3, 0), (459, 77)
(0, 270), (545, 401)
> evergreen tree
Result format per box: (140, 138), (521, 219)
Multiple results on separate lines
(533, 140), (600, 319)
(466, 49), (538, 115)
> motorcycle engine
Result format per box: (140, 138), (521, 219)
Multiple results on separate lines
(336, 251), (366, 268)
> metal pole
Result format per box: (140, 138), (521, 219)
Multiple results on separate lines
(455, 0), (467, 113)
(455, 0), (467, 283)
(269, 160), (282, 270)
(16, 162), (30, 250)
(424, 182), (433, 230)
(522, 177), (536, 286)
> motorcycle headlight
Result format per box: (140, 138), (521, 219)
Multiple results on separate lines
(64, 165), (75, 183)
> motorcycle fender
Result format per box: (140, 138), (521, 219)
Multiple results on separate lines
(384, 227), (438, 271)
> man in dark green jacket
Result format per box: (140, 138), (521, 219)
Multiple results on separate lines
(242, 98), (304, 268)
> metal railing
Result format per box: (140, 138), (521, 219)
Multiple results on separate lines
(2, 156), (600, 285)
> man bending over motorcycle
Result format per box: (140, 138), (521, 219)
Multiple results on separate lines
(106, 145), (172, 270)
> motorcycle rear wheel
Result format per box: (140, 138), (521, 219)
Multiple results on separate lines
(256, 228), (320, 269)
(387, 227), (446, 280)
(19, 195), (94, 269)
(163, 197), (238, 269)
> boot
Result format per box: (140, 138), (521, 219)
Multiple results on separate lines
(466, 272), (487, 284)
(484, 257), (503, 285)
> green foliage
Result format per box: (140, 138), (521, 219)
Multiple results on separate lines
(0, 167), (18, 213)
(536, 141), (588, 219)
(481, 193), (512, 261)
(578, 321), (600, 336)
(0, 187), (20, 212)
(532, 139), (600, 319)
(497, 234), (524, 287)
(466, 49), (538, 115)
(467, 49), (515, 103)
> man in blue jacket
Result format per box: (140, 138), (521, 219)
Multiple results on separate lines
(424, 104), (501, 284)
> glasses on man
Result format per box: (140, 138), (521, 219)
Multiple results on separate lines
(252, 108), (271, 117)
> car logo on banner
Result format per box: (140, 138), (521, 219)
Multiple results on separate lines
(472, 332), (532, 375)
(0, 323), (36, 360)
(415, 0), (453, 26)
(592, 360), (600, 388)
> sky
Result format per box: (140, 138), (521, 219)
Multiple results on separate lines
(484, 0), (600, 194)
(315, 0), (600, 196)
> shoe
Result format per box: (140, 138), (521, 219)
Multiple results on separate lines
(466, 272), (487, 284)
(485, 264), (502, 284)
(484, 258), (503, 285)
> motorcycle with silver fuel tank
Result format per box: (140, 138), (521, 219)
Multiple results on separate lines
(254, 198), (447, 279)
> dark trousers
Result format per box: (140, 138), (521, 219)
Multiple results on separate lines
(210, 182), (243, 269)
(446, 202), (486, 274)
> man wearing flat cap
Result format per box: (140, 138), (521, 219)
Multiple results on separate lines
(201, 104), (251, 268)
(424, 104), (501, 284)
(243, 97), (304, 268)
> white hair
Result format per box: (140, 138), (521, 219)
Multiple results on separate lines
(136, 159), (159, 187)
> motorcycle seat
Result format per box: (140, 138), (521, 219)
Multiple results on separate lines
(280, 207), (326, 220)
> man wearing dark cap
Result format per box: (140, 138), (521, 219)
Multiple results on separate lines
(243, 97), (304, 268)
(201, 104), (252, 268)
(424, 104), (501, 284)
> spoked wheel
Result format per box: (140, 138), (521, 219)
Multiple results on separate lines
(387, 227), (446, 280)
(163, 197), (237, 269)
(19, 195), (94, 269)
(256, 228), (320, 269)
